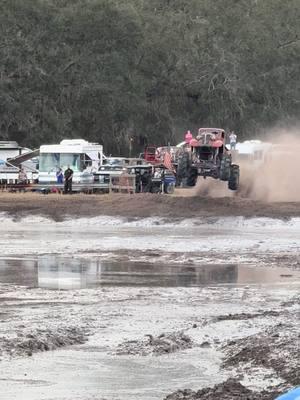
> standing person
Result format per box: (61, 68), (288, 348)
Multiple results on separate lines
(185, 130), (193, 144)
(18, 168), (27, 184)
(56, 168), (64, 184)
(229, 131), (237, 150)
(64, 165), (73, 193)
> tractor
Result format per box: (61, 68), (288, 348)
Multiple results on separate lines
(177, 128), (240, 191)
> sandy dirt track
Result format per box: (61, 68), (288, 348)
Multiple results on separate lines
(0, 192), (300, 220)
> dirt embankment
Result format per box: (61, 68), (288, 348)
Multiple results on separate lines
(0, 192), (300, 220)
(0, 326), (87, 359)
(164, 379), (280, 400)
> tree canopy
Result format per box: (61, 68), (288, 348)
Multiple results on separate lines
(0, 0), (299, 154)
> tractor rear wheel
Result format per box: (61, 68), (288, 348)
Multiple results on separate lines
(177, 152), (190, 185)
(228, 164), (240, 190)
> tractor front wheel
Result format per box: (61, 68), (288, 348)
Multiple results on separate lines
(228, 164), (240, 190)
(177, 152), (190, 186)
(220, 156), (231, 181)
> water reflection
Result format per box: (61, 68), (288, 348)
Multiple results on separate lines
(37, 255), (238, 289)
(0, 256), (297, 290)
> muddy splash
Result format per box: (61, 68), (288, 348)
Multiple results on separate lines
(238, 131), (300, 202)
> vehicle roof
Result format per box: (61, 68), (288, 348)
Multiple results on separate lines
(198, 128), (225, 133)
(0, 141), (21, 149)
(40, 139), (103, 154)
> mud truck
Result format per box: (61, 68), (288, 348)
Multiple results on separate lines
(177, 128), (240, 191)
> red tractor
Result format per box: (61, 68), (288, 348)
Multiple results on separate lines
(177, 128), (240, 190)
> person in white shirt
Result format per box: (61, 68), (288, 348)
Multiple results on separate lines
(229, 131), (237, 150)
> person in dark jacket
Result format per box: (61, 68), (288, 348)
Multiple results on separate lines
(64, 166), (73, 193)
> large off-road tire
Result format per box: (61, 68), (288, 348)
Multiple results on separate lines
(219, 156), (231, 181)
(177, 152), (191, 185)
(164, 183), (175, 194)
(228, 164), (240, 191)
(187, 168), (198, 186)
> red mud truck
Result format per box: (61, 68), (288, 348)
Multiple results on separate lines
(177, 128), (240, 191)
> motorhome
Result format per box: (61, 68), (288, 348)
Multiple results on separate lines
(38, 139), (104, 184)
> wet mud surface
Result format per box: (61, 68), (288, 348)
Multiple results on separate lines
(0, 212), (299, 399)
(0, 274), (299, 399)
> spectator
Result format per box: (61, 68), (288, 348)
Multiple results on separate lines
(56, 168), (64, 184)
(18, 168), (27, 184)
(229, 131), (237, 150)
(185, 130), (193, 144)
(64, 165), (73, 193)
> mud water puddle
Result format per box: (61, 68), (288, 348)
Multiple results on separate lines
(0, 256), (298, 399)
(0, 255), (299, 289)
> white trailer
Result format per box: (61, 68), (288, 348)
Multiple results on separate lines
(0, 141), (38, 183)
(38, 139), (104, 184)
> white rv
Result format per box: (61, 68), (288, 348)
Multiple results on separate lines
(39, 139), (104, 184)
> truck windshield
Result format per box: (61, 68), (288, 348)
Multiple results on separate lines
(39, 153), (81, 172)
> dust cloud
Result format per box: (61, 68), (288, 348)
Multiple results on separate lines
(239, 129), (300, 202)
(195, 128), (300, 202)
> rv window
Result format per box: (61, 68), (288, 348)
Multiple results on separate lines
(60, 154), (80, 171)
(39, 153), (80, 172)
(39, 153), (60, 172)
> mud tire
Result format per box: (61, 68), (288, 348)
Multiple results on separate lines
(177, 152), (191, 185)
(228, 164), (240, 191)
(186, 168), (198, 187)
(220, 156), (231, 181)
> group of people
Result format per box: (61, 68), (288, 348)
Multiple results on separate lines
(56, 166), (74, 193)
(17, 166), (73, 193)
(184, 129), (237, 150)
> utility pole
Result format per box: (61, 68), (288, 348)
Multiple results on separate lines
(129, 137), (133, 158)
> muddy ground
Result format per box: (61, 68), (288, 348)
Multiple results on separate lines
(0, 266), (299, 399)
(0, 190), (299, 399)
(0, 192), (300, 220)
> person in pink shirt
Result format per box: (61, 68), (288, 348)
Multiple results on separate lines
(185, 130), (193, 144)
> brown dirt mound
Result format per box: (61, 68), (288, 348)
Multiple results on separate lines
(0, 326), (88, 359)
(223, 323), (300, 386)
(164, 378), (280, 400)
(0, 192), (299, 220)
(116, 331), (193, 356)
